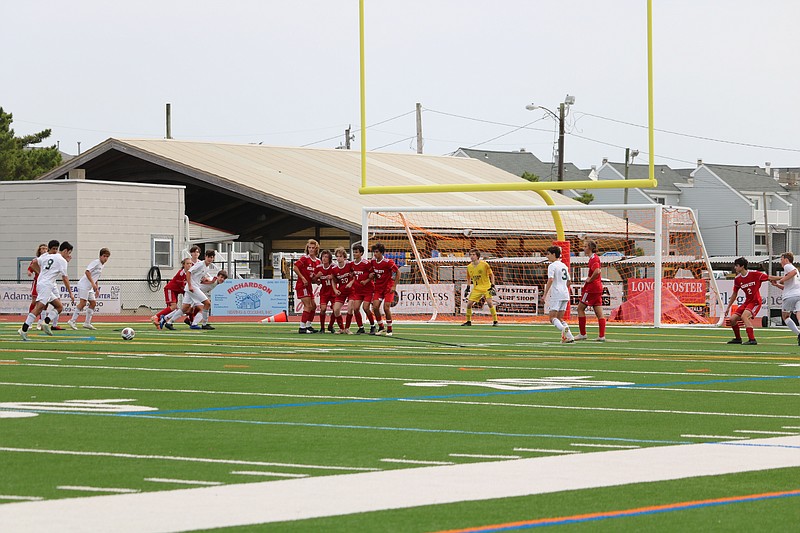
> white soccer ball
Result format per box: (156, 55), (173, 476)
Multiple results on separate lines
(121, 327), (136, 341)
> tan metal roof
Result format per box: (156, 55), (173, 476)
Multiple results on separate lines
(39, 138), (647, 236)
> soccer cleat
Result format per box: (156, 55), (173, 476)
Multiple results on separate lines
(369, 325), (376, 335)
(36, 320), (43, 330)
(561, 329), (568, 343)
(574, 334), (588, 341)
(726, 338), (742, 344)
(595, 337), (606, 342)
(82, 323), (97, 330)
(151, 315), (159, 328)
(159, 316), (167, 330)
(797, 334), (800, 346)
(189, 324), (202, 330)
(344, 328), (354, 335)
(327, 327), (335, 334)
(298, 327), (308, 334)
(201, 324), (215, 330)
(742, 339), (758, 345)
(52, 325), (64, 331)
(564, 338), (575, 344)
(67, 320), (78, 330)
(377, 325), (385, 334)
(306, 326), (318, 334)
(184, 318), (192, 326)
(42, 322), (53, 336)
(18, 328), (28, 341)
(492, 321), (498, 327)
(164, 322), (175, 330)
(461, 320), (472, 327)
(319, 329), (327, 334)
(386, 331), (393, 337)
(356, 327), (366, 335)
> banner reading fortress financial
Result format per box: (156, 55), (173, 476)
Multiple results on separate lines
(392, 284), (455, 314)
(211, 279), (289, 317)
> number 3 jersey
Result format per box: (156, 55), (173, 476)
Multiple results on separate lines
(547, 260), (570, 301)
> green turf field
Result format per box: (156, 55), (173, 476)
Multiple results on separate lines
(1, 321), (799, 531)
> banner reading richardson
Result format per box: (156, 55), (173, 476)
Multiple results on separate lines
(211, 279), (289, 317)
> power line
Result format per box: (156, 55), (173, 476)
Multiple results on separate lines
(301, 110), (416, 147)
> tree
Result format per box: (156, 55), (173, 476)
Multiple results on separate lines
(575, 192), (594, 204)
(520, 171), (539, 182)
(0, 107), (62, 180)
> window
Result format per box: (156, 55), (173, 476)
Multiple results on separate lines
(755, 234), (767, 246)
(152, 236), (173, 267)
(653, 197), (666, 205)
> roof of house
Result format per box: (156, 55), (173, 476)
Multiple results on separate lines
(37, 138), (641, 238)
(456, 148), (585, 182)
(604, 163), (687, 193)
(687, 164), (788, 194)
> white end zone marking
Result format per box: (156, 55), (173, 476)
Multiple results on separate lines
(0, 412), (38, 419)
(380, 459), (454, 465)
(0, 495), (43, 501)
(680, 434), (749, 440)
(734, 429), (799, 435)
(144, 478), (223, 486)
(57, 486), (139, 494)
(570, 443), (640, 449)
(513, 448), (581, 454)
(231, 471), (309, 478)
(449, 454), (521, 459)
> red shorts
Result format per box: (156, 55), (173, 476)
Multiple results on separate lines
(373, 286), (395, 303)
(295, 282), (314, 300)
(164, 288), (182, 305)
(319, 290), (335, 307)
(334, 289), (351, 304)
(580, 290), (603, 307)
(735, 302), (761, 317)
(352, 284), (374, 302)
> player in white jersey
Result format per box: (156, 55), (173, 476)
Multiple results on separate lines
(19, 242), (75, 340)
(68, 248), (110, 331)
(769, 251), (800, 345)
(543, 245), (574, 343)
(162, 249), (216, 330)
(197, 269), (227, 330)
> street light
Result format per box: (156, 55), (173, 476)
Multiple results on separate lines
(526, 94), (575, 192)
(734, 220), (756, 256)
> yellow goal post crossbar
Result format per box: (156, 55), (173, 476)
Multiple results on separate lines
(356, 0), (658, 210)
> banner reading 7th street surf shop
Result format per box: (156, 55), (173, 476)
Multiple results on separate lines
(211, 279), (289, 317)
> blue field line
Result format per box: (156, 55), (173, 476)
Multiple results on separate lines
(119, 374), (800, 417)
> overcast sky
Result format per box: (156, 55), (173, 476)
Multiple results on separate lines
(4, 0), (799, 170)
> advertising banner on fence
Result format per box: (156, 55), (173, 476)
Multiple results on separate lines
(212, 279), (289, 317)
(715, 279), (772, 318)
(569, 282), (623, 317)
(627, 278), (707, 304)
(460, 284), (540, 315)
(0, 283), (121, 314)
(392, 284), (455, 314)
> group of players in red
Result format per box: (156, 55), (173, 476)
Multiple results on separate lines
(292, 239), (399, 335)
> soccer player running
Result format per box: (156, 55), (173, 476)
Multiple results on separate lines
(162, 250), (216, 330)
(27, 243), (48, 329)
(197, 269), (227, 330)
(68, 248), (110, 331)
(724, 257), (769, 345)
(349, 244), (376, 334)
(19, 242), (75, 340)
(461, 248), (499, 327)
(293, 239), (321, 334)
(576, 240), (606, 342)
(331, 247), (355, 334)
(369, 243), (399, 336)
(153, 257), (192, 328)
(769, 252), (800, 345)
(314, 249), (336, 333)
(543, 245), (574, 343)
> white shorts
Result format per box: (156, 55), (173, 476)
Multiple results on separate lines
(782, 295), (800, 313)
(35, 283), (58, 305)
(183, 286), (209, 307)
(546, 299), (569, 313)
(77, 286), (96, 302)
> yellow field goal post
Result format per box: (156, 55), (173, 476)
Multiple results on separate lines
(361, 204), (725, 328)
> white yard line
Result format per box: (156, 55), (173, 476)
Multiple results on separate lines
(144, 478), (222, 486)
(680, 434), (749, 440)
(230, 471), (308, 478)
(734, 429), (799, 435)
(569, 443), (640, 449)
(0, 496), (43, 502)
(0, 447), (378, 472)
(513, 448), (581, 454)
(56, 486), (139, 494)
(449, 453), (521, 459)
(380, 458), (454, 465)
(2, 436), (798, 533)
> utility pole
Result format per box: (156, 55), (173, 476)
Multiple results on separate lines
(166, 103), (172, 139)
(415, 102), (423, 154)
(345, 125), (352, 150)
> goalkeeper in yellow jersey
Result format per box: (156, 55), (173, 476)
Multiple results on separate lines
(462, 249), (499, 326)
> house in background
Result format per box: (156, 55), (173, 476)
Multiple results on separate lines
(454, 148), (584, 190)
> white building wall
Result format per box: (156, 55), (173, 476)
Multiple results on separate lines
(0, 180), (185, 280)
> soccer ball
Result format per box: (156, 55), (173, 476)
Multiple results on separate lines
(121, 327), (136, 341)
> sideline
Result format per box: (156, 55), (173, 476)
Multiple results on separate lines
(1, 436), (798, 532)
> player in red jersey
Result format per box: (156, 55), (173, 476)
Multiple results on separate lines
(369, 242), (399, 336)
(724, 257), (769, 345)
(152, 257), (192, 328)
(576, 240), (606, 342)
(294, 239), (321, 334)
(314, 249), (336, 333)
(330, 247), (356, 334)
(349, 244), (376, 334)
(27, 243), (48, 328)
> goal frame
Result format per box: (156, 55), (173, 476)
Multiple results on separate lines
(362, 203), (724, 328)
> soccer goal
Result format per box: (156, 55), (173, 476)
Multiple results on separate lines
(361, 204), (724, 327)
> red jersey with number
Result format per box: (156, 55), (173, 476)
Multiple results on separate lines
(583, 253), (603, 293)
(294, 255), (320, 290)
(28, 259), (39, 296)
(315, 263), (335, 297)
(331, 261), (354, 291)
(164, 268), (187, 293)
(734, 270), (769, 305)
(371, 257), (399, 292)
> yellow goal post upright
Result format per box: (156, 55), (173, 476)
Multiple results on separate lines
(361, 204), (725, 328)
